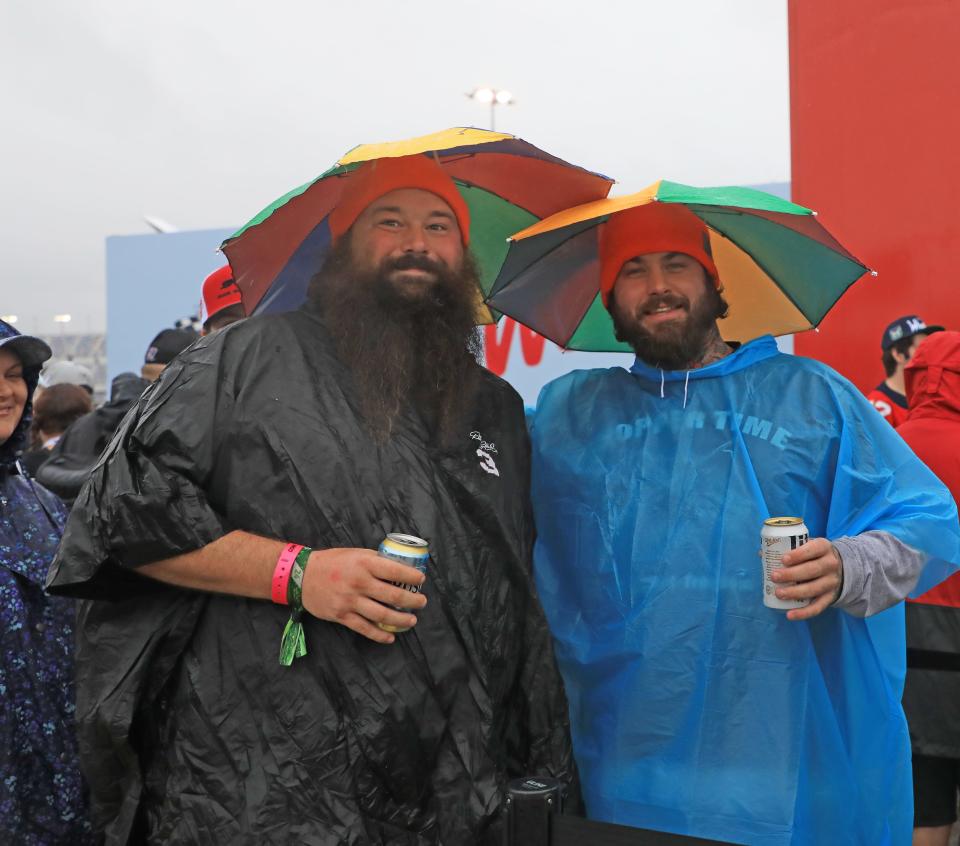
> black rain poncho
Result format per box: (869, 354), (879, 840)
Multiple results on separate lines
(47, 304), (579, 845)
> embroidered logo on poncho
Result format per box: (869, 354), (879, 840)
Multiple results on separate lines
(469, 430), (500, 477)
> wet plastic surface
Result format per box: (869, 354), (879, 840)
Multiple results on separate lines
(48, 305), (579, 844)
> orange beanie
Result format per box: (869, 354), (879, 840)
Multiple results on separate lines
(598, 203), (719, 306)
(328, 155), (470, 246)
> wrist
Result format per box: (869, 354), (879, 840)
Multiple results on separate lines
(830, 543), (845, 605)
(287, 547), (313, 608)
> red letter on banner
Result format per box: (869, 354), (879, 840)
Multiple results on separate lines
(519, 325), (545, 366)
(484, 320), (515, 376)
(484, 320), (546, 375)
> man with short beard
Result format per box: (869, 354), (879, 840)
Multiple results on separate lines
(46, 156), (578, 845)
(529, 203), (959, 843)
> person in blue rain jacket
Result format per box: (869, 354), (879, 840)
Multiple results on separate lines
(530, 204), (960, 846)
(0, 319), (92, 844)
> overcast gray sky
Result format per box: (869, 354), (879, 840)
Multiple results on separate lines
(1, 0), (788, 334)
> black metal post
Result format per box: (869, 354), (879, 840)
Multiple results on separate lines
(503, 776), (562, 846)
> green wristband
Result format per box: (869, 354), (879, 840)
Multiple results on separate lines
(279, 547), (312, 667)
(287, 547), (313, 608)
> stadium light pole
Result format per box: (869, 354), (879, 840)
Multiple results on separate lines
(53, 313), (72, 341)
(466, 87), (515, 131)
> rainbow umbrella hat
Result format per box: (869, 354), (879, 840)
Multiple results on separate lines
(220, 127), (613, 319)
(485, 179), (874, 351)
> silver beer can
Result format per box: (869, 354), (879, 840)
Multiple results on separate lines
(761, 517), (811, 610)
(376, 533), (429, 633)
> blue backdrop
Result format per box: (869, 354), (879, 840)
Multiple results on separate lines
(106, 228), (233, 383)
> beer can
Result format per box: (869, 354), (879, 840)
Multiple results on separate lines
(760, 517), (811, 610)
(376, 533), (429, 633)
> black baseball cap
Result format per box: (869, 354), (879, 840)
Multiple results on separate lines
(144, 327), (199, 365)
(881, 315), (944, 351)
(0, 319), (52, 369)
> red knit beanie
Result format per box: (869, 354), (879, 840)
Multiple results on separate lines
(599, 203), (719, 306)
(328, 155), (470, 246)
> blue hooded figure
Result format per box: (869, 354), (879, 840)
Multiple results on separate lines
(0, 319), (93, 843)
(530, 206), (960, 845)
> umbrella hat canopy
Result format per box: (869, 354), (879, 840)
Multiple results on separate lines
(487, 179), (873, 351)
(221, 127), (614, 320)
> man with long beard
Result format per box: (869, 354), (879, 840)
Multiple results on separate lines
(529, 203), (959, 844)
(47, 156), (578, 845)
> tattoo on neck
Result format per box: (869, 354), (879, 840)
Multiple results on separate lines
(689, 329), (732, 369)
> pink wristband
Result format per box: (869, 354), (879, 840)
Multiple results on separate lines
(272, 543), (305, 605)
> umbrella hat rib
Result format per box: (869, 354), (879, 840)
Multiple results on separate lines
(689, 206), (870, 324)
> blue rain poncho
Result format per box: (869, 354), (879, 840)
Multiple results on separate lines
(531, 336), (960, 846)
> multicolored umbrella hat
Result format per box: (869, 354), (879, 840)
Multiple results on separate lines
(220, 127), (614, 320)
(485, 179), (874, 351)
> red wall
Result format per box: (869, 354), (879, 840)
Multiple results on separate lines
(789, 0), (960, 392)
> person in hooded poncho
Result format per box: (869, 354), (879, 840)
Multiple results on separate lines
(0, 320), (93, 844)
(897, 331), (960, 846)
(46, 157), (578, 845)
(529, 204), (960, 846)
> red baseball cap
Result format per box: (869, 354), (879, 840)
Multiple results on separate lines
(202, 265), (243, 325)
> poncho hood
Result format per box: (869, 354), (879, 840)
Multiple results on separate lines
(629, 334), (778, 383)
(905, 330), (960, 419)
(626, 335), (779, 407)
(0, 319), (48, 470)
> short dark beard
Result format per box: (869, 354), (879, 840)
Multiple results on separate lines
(307, 233), (483, 445)
(610, 279), (730, 370)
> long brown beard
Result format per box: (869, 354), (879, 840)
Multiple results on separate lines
(307, 234), (484, 446)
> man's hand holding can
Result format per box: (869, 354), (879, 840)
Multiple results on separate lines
(774, 538), (844, 621)
(300, 548), (427, 644)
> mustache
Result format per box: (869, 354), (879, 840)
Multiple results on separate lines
(639, 292), (690, 314)
(383, 254), (446, 274)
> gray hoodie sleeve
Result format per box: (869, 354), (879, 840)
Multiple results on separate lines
(831, 531), (927, 617)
